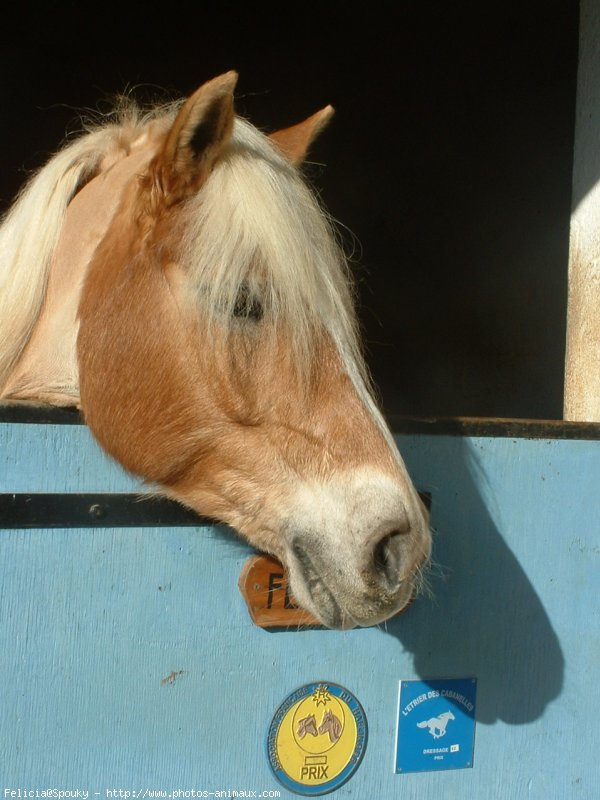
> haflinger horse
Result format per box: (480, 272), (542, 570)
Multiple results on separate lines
(0, 72), (431, 629)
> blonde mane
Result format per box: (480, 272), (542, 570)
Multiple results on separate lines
(180, 117), (370, 384)
(0, 108), (163, 391)
(0, 102), (372, 403)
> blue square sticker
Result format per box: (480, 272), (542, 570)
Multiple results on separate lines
(395, 677), (477, 773)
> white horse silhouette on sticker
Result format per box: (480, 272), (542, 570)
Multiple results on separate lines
(417, 710), (455, 739)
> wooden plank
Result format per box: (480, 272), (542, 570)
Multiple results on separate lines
(238, 554), (320, 627)
(564, 0), (600, 420)
(0, 422), (141, 493)
(0, 401), (84, 424)
(0, 427), (598, 797)
(388, 416), (600, 440)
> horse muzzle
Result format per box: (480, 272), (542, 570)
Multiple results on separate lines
(285, 517), (431, 629)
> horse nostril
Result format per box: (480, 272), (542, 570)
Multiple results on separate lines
(373, 530), (404, 591)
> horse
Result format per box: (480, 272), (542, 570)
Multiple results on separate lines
(297, 714), (318, 739)
(0, 72), (431, 629)
(318, 710), (343, 743)
(417, 711), (455, 739)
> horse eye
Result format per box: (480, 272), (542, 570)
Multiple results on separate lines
(232, 284), (264, 322)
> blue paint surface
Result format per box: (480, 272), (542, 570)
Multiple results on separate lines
(1, 424), (599, 798)
(395, 678), (476, 773)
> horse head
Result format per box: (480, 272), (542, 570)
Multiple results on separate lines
(319, 709), (342, 742)
(1, 73), (431, 629)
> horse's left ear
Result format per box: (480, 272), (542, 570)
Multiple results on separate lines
(270, 105), (335, 165)
(153, 71), (237, 202)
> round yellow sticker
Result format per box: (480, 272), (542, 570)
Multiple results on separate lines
(267, 683), (368, 796)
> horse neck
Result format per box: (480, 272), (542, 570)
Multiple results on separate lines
(0, 142), (157, 405)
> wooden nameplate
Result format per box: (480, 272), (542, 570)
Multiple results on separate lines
(238, 555), (321, 628)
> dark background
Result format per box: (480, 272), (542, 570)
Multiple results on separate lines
(0, 1), (579, 420)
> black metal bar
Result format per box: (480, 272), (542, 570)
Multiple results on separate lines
(0, 493), (211, 529)
(0, 491), (431, 529)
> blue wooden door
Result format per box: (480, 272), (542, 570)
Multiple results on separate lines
(1, 416), (598, 798)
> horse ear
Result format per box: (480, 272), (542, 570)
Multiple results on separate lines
(154, 71), (238, 202)
(270, 105), (335, 165)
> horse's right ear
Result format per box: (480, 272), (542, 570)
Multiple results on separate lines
(152, 71), (237, 204)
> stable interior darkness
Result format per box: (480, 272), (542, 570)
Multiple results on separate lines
(0, 2), (578, 419)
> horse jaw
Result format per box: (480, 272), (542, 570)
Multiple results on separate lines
(168, 455), (430, 630)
